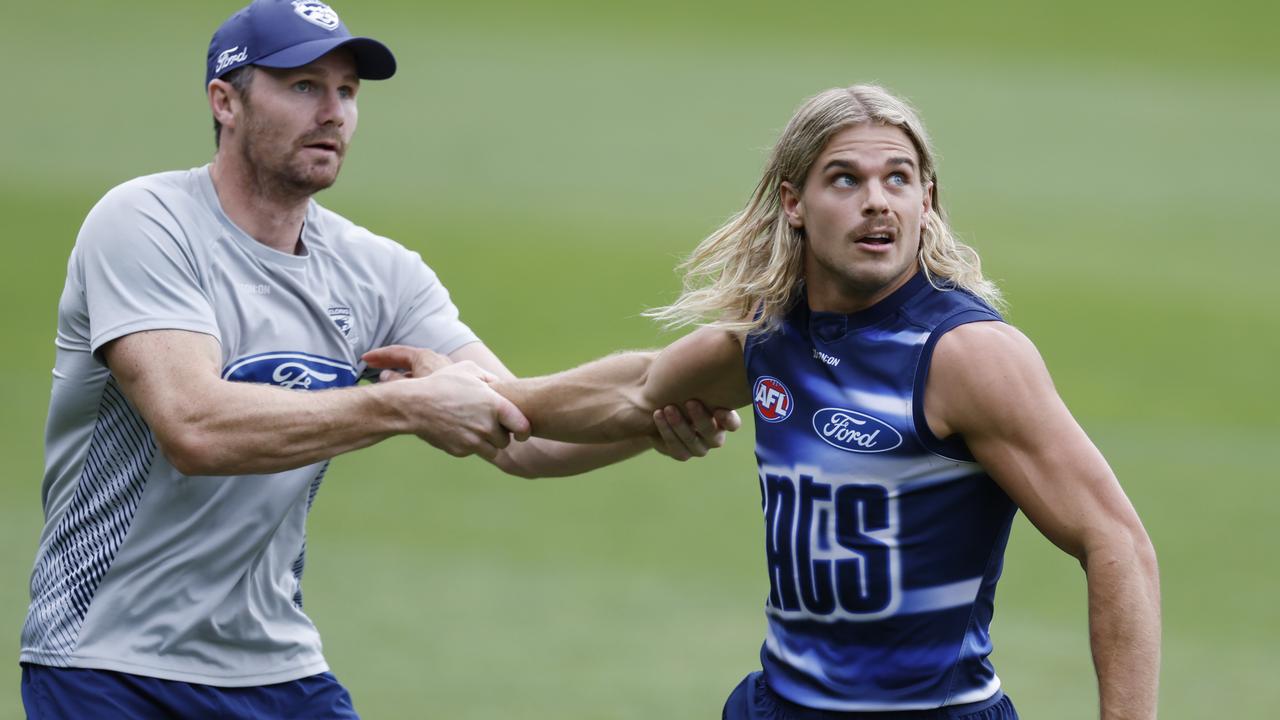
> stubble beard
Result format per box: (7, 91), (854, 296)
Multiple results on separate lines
(239, 113), (342, 204)
(818, 248), (913, 298)
(807, 234), (921, 307)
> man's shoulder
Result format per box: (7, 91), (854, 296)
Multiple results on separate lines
(909, 278), (1003, 326)
(103, 167), (205, 202)
(929, 322), (1046, 415)
(925, 319), (1054, 440)
(305, 203), (430, 276)
(307, 203), (409, 254)
(935, 320), (1029, 359)
(90, 167), (211, 226)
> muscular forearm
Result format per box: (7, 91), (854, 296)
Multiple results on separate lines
(494, 436), (652, 478)
(493, 328), (749, 445)
(162, 380), (409, 476)
(1084, 532), (1161, 720)
(109, 330), (526, 476)
(494, 351), (658, 443)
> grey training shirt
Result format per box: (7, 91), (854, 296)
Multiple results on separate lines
(22, 166), (478, 685)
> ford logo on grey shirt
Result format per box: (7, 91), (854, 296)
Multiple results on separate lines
(222, 352), (358, 390)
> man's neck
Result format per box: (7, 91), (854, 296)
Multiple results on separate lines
(806, 264), (920, 315)
(209, 154), (309, 255)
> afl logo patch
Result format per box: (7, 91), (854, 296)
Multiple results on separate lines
(223, 352), (358, 391)
(292, 1), (341, 30)
(811, 407), (903, 453)
(753, 376), (793, 423)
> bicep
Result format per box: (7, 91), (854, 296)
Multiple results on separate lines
(967, 401), (1134, 559)
(931, 324), (1143, 558)
(102, 329), (223, 436)
(642, 326), (751, 410)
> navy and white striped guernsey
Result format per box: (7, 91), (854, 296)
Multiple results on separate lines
(744, 271), (1017, 712)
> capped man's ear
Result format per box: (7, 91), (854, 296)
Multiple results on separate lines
(780, 181), (805, 229)
(208, 80), (241, 131)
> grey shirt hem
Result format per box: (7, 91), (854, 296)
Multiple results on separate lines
(20, 649), (331, 687)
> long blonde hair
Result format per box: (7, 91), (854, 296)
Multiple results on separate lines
(647, 84), (1002, 335)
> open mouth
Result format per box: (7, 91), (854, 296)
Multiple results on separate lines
(303, 140), (340, 154)
(855, 230), (895, 246)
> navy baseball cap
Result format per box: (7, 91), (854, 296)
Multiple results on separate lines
(206, 0), (396, 87)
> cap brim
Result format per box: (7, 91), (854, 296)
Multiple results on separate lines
(254, 37), (396, 80)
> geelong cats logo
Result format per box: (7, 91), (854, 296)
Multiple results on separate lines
(328, 306), (355, 341)
(292, 1), (341, 30)
(223, 352), (358, 390)
(811, 408), (903, 453)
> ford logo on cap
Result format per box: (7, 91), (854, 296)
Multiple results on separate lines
(811, 408), (902, 453)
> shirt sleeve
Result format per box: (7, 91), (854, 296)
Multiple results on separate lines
(78, 182), (221, 357)
(384, 249), (479, 355)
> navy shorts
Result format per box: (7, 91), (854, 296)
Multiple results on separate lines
(21, 663), (359, 720)
(723, 672), (1018, 720)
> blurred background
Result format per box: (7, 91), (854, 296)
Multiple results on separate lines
(2, 1), (1277, 717)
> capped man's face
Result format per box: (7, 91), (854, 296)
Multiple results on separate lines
(782, 122), (933, 313)
(234, 49), (360, 197)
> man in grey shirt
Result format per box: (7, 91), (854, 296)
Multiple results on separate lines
(20, 1), (735, 717)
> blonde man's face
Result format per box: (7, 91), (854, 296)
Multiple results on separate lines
(781, 123), (932, 313)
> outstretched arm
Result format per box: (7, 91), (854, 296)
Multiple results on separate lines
(494, 326), (751, 444)
(105, 329), (529, 475)
(363, 329), (746, 477)
(925, 322), (1160, 720)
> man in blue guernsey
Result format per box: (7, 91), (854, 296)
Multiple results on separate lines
(19, 1), (736, 718)
(370, 85), (1161, 719)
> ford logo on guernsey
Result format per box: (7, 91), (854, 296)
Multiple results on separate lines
(811, 408), (903, 453)
(222, 352), (358, 391)
(753, 376), (793, 423)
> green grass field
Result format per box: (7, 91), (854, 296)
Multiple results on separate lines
(3, 1), (1277, 717)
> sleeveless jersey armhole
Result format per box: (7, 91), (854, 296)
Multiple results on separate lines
(741, 300), (775, 373)
(743, 329), (762, 371)
(911, 309), (1004, 462)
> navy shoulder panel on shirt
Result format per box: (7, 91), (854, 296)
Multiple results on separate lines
(902, 282), (1004, 462)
